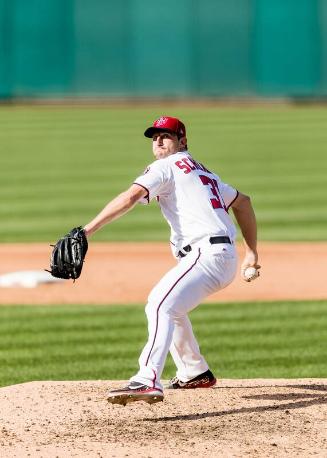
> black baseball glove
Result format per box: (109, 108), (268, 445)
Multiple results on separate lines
(47, 226), (88, 280)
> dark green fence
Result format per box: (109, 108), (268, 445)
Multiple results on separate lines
(0, 0), (326, 98)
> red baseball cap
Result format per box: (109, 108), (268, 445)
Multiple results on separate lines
(144, 116), (186, 139)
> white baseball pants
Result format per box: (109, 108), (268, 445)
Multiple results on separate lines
(130, 239), (237, 390)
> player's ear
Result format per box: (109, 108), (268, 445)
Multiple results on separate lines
(179, 136), (187, 150)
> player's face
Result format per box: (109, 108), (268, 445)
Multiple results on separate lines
(152, 132), (182, 159)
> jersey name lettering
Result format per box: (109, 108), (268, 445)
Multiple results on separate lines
(175, 158), (210, 174)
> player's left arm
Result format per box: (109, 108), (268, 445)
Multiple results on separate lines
(230, 191), (261, 279)
(84, 184), (147, 237)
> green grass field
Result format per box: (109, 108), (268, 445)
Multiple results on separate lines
(0, 105), (326, 242)
(0, 300), (325, 387)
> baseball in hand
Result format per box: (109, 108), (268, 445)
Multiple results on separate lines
(243, 266), (259, 282)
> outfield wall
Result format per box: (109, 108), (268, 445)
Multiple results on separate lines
(0, 0), (327, 99)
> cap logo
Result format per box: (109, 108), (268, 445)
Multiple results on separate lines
(155, 116), (169, 127)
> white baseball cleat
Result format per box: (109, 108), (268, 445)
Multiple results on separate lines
(107, 382), (164, 406)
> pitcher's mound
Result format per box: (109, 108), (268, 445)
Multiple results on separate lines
(0, 379), (326, 457)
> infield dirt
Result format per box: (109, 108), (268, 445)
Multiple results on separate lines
(0, 241), (326, 305)
(0, 379), (326, 457)
(0, 242), (326, 457)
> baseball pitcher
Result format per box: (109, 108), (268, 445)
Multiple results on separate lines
(83, 116), (260, 406)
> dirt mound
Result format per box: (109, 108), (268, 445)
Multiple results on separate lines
(1, 242), (327, 305)
(0, 379), (326, 457)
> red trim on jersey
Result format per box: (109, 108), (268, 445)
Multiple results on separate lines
(227, 190), (239, 210)
(145, 249), (202, 366)
(133, 182), (150, 203)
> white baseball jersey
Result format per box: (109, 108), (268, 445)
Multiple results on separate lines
(134, 151), (239, 257)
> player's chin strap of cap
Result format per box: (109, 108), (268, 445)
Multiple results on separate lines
(178, 236), (232, 258)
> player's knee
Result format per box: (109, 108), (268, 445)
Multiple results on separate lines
(145, 301), (157, 319)
(145, 299), (182, 320)
(149, 301), (185, 321)
(166, 306), (184, 319)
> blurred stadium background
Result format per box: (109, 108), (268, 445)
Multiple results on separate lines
(1, 0), (326, 242)
(1, 0), (327, 99)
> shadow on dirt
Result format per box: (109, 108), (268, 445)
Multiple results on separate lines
(216, 384), (327, 392)
(146, 385), (327, 423)
(243, 384), (327, 402)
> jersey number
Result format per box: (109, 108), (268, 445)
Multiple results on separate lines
(199, 175), (225, 210)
